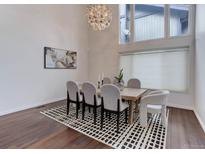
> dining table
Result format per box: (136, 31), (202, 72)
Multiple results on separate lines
(117, 88), (148, 124)
(79, 83), (148, 125)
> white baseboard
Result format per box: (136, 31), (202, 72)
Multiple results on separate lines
(0, 97), (66, 117)
(194, 109), (205, 133)
(167, 103), (194, 111)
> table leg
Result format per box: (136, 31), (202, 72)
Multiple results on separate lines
(128, 101), (134, 124)
(135, 97), (141, 113)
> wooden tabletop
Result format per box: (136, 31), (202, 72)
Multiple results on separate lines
(79, 84), (147, 102)
(120, 88), (147, 101)
(95, 87), (147, 102)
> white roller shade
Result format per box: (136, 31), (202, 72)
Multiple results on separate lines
(120, 48), (189, 91)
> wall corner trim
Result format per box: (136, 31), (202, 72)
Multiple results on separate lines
(194, 109), (205, 133)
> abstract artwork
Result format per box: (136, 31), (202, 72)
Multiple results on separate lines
(44, 47), (77, 69)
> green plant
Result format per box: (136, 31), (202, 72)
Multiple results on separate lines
(115, 69), (123, 83)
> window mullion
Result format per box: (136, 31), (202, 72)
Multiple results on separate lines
(130, 4), (135, 42)
(165, 4), (170, 39)
(189, 5), (195, 35)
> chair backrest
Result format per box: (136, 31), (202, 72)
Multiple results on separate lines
(103, 77), (111, 84)
(66, 81), (79, 101)
(81, 82), (97, 105)
(101, 84), (121, 111)
(127, 78), (141, 89)
(141, 90), (170, 106)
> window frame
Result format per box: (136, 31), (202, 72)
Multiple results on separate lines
(119, 4), (195, 44)
(168, 4), (194, 39)
(119, 4), (132, 44)
(119, 4), (133, 44)
(134, 4), (166, 42)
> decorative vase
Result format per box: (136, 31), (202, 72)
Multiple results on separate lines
(114, 79), (124, 91)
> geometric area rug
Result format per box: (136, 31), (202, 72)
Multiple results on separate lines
(40, 105), (168, 149)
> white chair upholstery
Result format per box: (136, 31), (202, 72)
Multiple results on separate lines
(127, 78), (141, 89)
(81, 82), (101, 124)
(66, 81), (81, 101)
(103, 77), (111, 84)
(81, 82), (101, 106)
(101, 84), (128, 112)
(66, 81), (82, 118)
(127, 78), (141, 114)
(140, 90), (170, 127)
(147, 89), (164, 95)
(100, 84), (129, 133)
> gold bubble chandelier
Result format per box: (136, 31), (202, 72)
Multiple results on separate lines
(87, 4), (112, 31)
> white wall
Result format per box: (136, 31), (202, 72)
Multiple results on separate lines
(195, 4), (205, 131)
(0, 5), (89, 116)
(88, 4), (195, 110)
(0, 4), (197, 116)
(88, 5), (119, 84)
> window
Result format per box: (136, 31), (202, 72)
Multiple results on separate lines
(170, 5), (190, 37)
(120, 48), (189, 91)
(134, 4), (165, 41)
(119, 4), (131, 43)
(119, 4), (193, 43)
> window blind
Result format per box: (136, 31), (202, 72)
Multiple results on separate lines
(120, 48), (189, 91)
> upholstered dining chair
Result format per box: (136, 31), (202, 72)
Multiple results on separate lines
(66, 81), (82, 119)
(127, 78), (141, 89)
(81, 82), (101, 124)
(100, 84), (129, 133)
(103, 77), (111, 84)
(127, 78), (141, 114)
(139, 90), (170, 127)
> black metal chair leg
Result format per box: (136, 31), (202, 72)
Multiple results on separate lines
(76, 103), (79, 119)
(125, 108), (128, 123)
(88, 107), (91, 113)
(117, 111), (120, 133)
(109, 112), (111, 120)
(101, 108), (104, 130)
(67, 92), (70, 115)
(106, 111), (109, 118)
(82, 103), (85, 120)
(116, 99), (120, 133)
(67, 101), (70, 115)
(94, 106), (97, 124)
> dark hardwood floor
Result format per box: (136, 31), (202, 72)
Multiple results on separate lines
(0, 100), (205, 149)
(167, 107), (205, 148)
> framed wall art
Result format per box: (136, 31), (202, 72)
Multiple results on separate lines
(44, 47), (77, 69)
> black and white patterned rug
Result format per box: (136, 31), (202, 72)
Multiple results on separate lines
(40, 105), (167, 149)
